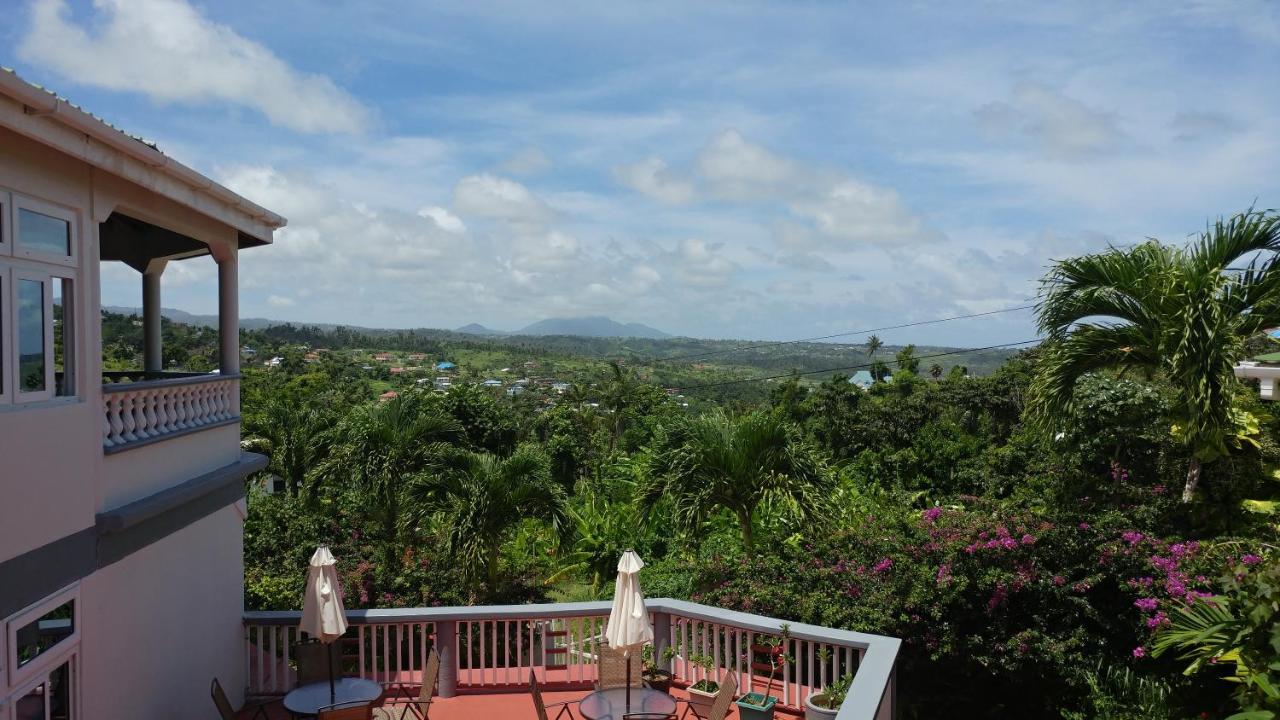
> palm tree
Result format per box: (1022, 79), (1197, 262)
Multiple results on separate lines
(599, 360), (639, 450)
(929, 363), (944, 380)
(407, 445), (566, 588)
(896, 344), (920, 373)
(314, 395), (461, 568)
(250, 397), (333, 497)
(865, 334), (883, 359)
(1031, 209), (1280, 502)
(642, 409), (830, 554)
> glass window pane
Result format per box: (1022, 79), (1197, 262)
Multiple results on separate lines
(18, 278), (46, 393)
(19, 208), (71, 257)
(14, 600), (74, 667)
(13, 661), (72, 720)
(54, 279), (73, 397)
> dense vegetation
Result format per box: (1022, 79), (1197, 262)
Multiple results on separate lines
(104, 211), (1280, 718)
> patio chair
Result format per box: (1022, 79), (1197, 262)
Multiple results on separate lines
(530, 670), (577, 720)
(678, 673), (736, 720)
(373, 647), (438, 720)
(319, 700), (373, 720)
(295, 640), (344, 687)
(597, 646), (643, 689)
(211, 677), (269, 720)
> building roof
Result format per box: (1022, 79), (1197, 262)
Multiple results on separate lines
(0, 67), (285, 241)
(1253, 352), (1280, 365)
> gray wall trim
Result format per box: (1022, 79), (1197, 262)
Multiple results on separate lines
(102, 417), (241, 455)
(0, 528), (97, 620)
(0, 452), (266, 620)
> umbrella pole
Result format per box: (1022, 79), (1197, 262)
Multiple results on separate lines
(328, 642), (336, 702)
(626, 654), (631, 712)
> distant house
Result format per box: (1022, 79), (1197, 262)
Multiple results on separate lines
(523, 361), (537, 369)
(375, 352), (394, 362)
(507, 385), (525, 396)
(551, 382), (570, 393)
(434, 376), (452, 391)
(241, 346), (256, 356)
(303, 353), (320, 362)
(379, 391), (399, 402)
(408, 353), (428, 361)
(482, 379), (503, 387)
(436, 361), (456, 371)
(390, 367), (405, 375)
(265, 356), (283, 368)
(849, 370), (874, 389)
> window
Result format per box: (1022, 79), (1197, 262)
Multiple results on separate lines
(0, 188), (79, 406)
(12, 658), (75, 720)
(6, 587), (79, 693)
(17, 277), (46, 395)
(12, 196), (76, 266)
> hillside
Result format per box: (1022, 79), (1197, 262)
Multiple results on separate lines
(515, 316), (670, 339)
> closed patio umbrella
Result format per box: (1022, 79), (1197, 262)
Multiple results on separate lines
(300, 545), (348, 702)
(604, 550), (653, 713)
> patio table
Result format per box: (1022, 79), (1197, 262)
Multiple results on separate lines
(579, 687), (677, 720)
(283, 677), (383, 716)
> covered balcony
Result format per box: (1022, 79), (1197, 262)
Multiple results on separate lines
(98, 210), (252, 454)
(241, 599), (899, 719)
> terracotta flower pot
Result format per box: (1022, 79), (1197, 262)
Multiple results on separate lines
(687, 683), (719, 717)
(642, 669), (673, 694)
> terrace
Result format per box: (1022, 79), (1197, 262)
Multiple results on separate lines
(241, 599), (900, 719)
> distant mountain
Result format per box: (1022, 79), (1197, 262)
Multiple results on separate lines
(515, 316), (671, 339)
(454, 323), (508, 336)
(103, 306), (281, 330)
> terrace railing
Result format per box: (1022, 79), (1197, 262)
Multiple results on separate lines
(101, 372), (240, 453)
(243, 599), (899, 720)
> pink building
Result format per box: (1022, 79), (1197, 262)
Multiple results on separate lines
(0, 69), (282, 718)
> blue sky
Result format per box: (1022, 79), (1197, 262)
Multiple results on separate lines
(6, 0), (1280, 345)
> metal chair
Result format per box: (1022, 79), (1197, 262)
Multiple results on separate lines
(211, 677), (269, 720)
(530, 669), (577, 720)
(597, 646), (643, 689)
(374, 647), (439, 720)
(678, 673), (737, 720)
(319, 700), (373, 720)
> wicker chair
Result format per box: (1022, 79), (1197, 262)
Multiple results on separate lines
(319, 700), (373, 720)
(373, 647), (439, 720)
(530, 670), (577, 720)
(596, 646), (643, 690)
(679, 673), (736, 720)
(210, 678), (269, 720)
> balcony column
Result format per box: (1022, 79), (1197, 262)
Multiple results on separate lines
(142, 259), (167, 373)
(213, 244), (239, 375)
(651, 611), (672, 672)
(436, 621), (457, 698)
(876, 665), (897, 720)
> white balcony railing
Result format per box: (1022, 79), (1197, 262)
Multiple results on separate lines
(243, 599), (899, 719)
(102, 373), (240, 453)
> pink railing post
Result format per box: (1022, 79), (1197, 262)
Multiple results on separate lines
(437, 621), (458, 698)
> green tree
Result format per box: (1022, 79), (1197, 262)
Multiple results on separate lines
(643, 409), (831, 554)
(929, 363), (944, 380)
(408, 445), (566, 588)
(865, 334), (883, 359)
(315, 395), (460, 569)
(1031, 209), (1280, 502)
(896, 344), (920, 373)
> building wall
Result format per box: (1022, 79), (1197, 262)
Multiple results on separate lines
(101, 424), (243, 512)
(78, 504), (246, 719)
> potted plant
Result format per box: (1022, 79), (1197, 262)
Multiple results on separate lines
(685, 653), (720, 717)
(736, 625), (792, 720)
(641, 644), (676, 693)
(804, 673), (853, 720)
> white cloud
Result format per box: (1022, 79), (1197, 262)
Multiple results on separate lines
(697, 130), (802, 200)
(267, 294), (296, 308)
(975, 83), (1122, 158)
(453, 174), (556, 231)
(612, 156), (696, 204)
(500, 147), (553, 175)
(418, 206), (467, 234)
(18, 0), (370, 134)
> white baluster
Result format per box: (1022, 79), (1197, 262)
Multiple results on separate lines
(103, 398), (116, 448)
(120, 391), (139, 442)
(155, 387), (172, 435)
(142, 389), (158, 437)
(176, 384), (190, 430)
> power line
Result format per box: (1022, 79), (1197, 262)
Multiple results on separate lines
(651, 304), (1037, 364)
(678, 338), (1042, 393)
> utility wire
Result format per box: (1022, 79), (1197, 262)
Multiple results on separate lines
(678, 338), (1042, 393)
(652, 304), (1036, 364)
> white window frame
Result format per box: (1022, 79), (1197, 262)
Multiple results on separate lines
(11, 270), (55, 404)
(4, 585), (79, 693)
(11, 194), (77, 268)
(4, 648), (78, 720)
(0, 269), (9, 406)
(0, 191), (11, 256)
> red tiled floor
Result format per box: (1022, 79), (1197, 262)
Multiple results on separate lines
(238, 686), (740, 719)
